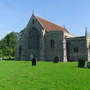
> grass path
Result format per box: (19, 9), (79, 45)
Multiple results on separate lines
(0, 61), (89, 90)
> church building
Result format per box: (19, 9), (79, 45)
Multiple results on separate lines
(15, 14), (90, 62)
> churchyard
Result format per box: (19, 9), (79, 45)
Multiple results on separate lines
(0, 61), (90, 90)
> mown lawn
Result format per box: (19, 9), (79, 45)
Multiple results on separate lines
(0, 61), (89, 90)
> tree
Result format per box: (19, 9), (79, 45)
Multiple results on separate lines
(0, 32), (18, 60)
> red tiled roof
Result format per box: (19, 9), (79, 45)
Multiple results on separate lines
(35, 16), (69, 33)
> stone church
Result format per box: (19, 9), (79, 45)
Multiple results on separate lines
(15, 14), (90, 62)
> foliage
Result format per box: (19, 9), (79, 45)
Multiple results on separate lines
(78, 59), (85, 68)
(0, 61), (89, 90)
(0, 49), (2, 57)
(0, 32), (18, 59)
(53, 56), (59, 63)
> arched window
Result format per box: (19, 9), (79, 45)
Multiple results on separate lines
(29, 29), (40, 49)
(51, 40), (55, 48)
(19, 46), (22, 58)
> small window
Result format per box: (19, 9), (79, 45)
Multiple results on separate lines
(73, 47), (78, 53)
(51, 40), (54, 48)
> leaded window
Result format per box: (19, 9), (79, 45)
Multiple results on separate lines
(29, 29), (40, 49)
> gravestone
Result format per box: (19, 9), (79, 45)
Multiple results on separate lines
(32, 58), (37, 66)
(87, 62), (90, 68)
(78, 59), (85, 68)
(53, 56), (59, 63)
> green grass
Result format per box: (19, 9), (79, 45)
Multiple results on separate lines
(0, 61), (90, 90)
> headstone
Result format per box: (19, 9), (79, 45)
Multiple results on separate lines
(78, 59), (85, 68)
(32, 58), (37, 66)
(87, 62), (90, 68)
(53, 56), (59, 63)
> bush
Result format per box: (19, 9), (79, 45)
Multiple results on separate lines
(53, 56), (59, 63)
(78, 59), (85, 68)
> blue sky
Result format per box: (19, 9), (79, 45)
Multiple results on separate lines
(0, 0), (90, 40)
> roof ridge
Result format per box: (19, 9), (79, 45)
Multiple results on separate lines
(35, 16), (45, 30)
(36, 16), (64, 29)
(35, 15), (69, 33)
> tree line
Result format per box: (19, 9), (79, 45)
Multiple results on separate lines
(0, 32), (19, 60)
